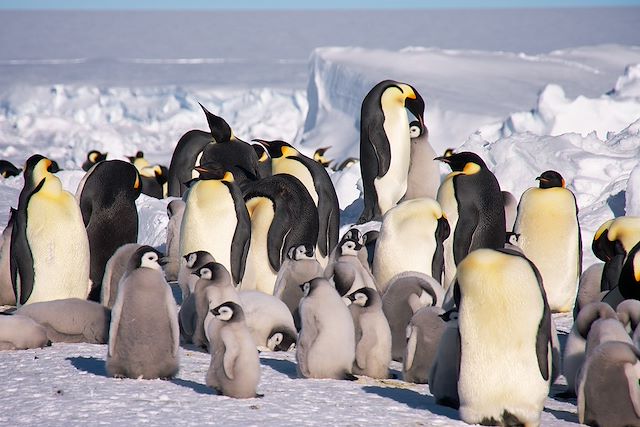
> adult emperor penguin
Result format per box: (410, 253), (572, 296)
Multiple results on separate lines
(373, 198), (449, 293)
(0, 314), (50, 350)
(0, 160), (22, 178)
(592, 216), (640, 291)
(347, 287), (392, 379)
(252, 142), (272, 179)
(11, 155), (91, 306)
(206, 301), (261, 398)
(241, 174), (319, 295)
(258, 139), (339, 265)
(358, 80), (425, 223)
(403, 306), (446, 384)
(179, 165), (250, 286)
(513, 170), (581, 313)
(81, 150), (107, 171)
(76, 160), (141, 301)
(107, 246), (179, 379)
(0, 209), (16, 306)
(435, 151), (506, 288)
(313, 147), (332, 168)
(164, 200), (186, 281)
(238, 290), (297, 351)
(100, 243), (143, 308)
(616, 240), (640, 301)
(403, 121), (440, 201)
(138, 164), (168, 199)
(296, 278), (356, 380)
(455, 248), (552, 426)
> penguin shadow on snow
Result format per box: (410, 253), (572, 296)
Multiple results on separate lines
(259, 356), (298, 379)
(362, 386), (460, 419)
(66, 356), (107, 377)
(170, 378), (215, 395)
(543, 407), (580, 424)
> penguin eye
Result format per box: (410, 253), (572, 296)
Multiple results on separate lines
(409, 125), (421, 138)
(345, 242), (355, 250)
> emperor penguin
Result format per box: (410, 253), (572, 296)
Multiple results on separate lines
(562, 301), (617, 396)
(106, 246), (179, 379)
(502, 191), (518, 233)
(347, 287), (392, 379)
(0, 314), (50, 350)
(0, 160), (22, 178)
(11, 155), (91, 306)
(403, 306), (446, 384)
(238, 290), (297, 351)
(513, 170), (581, 313)
(100, 243), (143, 308)
(273, 244), (324, 330)
(616, 240), (640, 301)
(76, 160), (141, 301)
(435, 152), (506, 289)
(574, 263), (605, 318)
(252, 142), (272, 179)
(455, 248), (552, 426)
(373, 198), (449, 292)
(164, 199), (186, 281)
(82, 150), (107, 171)
(617, 299), (640, 337)
(403, 120), (440, 201)
(358, 80), (425, 223)
(179, 166), (251, 286)
(127, 150), (148, 171)
(296, 278), (356, 380)
(16, 298), (110, 344)
(428, 310), (461, 408)
(259, 139), (339, 266)
(578, 341), (640, 427)
(326, 236), (376, 297)
(177, 250), (215, 302)
(381, 272), (444, 361)
(592, 216), (640, 291)
(325, 228), (369, 275)
(0, 209), (17, 306)
(312, 147), (332, 168)
(139, 164), (169, 199)
(241, 174), (319, 295)
(205, 301), (261, 398)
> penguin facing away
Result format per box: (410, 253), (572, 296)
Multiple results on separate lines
(100, 243), (143, 309)
(238, 290), (297, 351)
(82, 150), (107, 172)
(573, 263), (605, 318)
(359, 80), (425, 223)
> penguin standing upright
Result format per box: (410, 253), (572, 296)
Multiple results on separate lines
(435, 151), (506, 288)
(11, 155), (91, 306)
(164, 200), (186, 281)
(513, 170), (581, 313)
(81, 150), (107, 172)
(403, 121), (440, 201)
(359, 80), (425, 223)
(76, 160), (141, 301)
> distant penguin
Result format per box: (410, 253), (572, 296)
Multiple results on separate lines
(139, 164), (168, 199)
(428, 310), (461, 408)
(100, 243), (143, 308)
(273, 245), (324, 330)
(359, 80), (425, 223)
(106, 246), (179, 379)
(373, 198), (449, 292)
(0, 314), (50, 350)
(578, 341), (640, 427)
(347, 287), (392, 379)
(513, 170), (581, 313)
(205, 301), (261, 398)
(238, 290), (297, 351)
(11, 155), (91, 306)
(259, 139), (339, 265)
(252, 142), (272, 179)
(403, 306), (446, 384)
(16, 298), (110, 344)
(313, 147), (332, 168)
(0, 209), (16, 306)
(164, 200), (186, 281)
(381, 272), (444, 361)
(574, 263), (605, 318)
(128, 150), (149, 172)
(455, 249), (552, 426)
(502, 190), (518, 233)
(326, 235), (376, 297)
(177, 250), (214, 302)
(403, 120), (440, 201)
(435, 151), (506, 288)
(82, 150), (107, 172)
(179, 167), (250, 285)
(0, 160), (22, 178)
(593, 216), (640, 291)
(76, 160), (141, 301)
(335, 157), (358, 172)
(296, 278), (356, 380)
(241, 175), (319, 295)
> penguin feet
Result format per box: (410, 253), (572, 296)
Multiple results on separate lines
(343, 373), (358, 381)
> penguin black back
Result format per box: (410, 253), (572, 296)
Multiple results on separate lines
(0, 160), (21, 178)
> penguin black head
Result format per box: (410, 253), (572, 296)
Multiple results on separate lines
(184, 251), (214, 269)
(252, 143), (270, 163)
(210, 301), (244, 322)
(340, 228), (363, 245)
(152, 165), (169, 185)
(287, 244), (315, 261)
(127, 151), (144, 162)
(403, 85), (425, 131)
(299, 277), (326, 297)
(267, 329), (297, 352)
(434, 151), (487, 174)
(194, 261), (229, 282)
(443, 148), (455, 157)
(49, 160), (62, 173)
(87, 150), (107, 164)
(193, 161), (228, 181)
(198, 103), (233, 143)
(313, 147), (332, 167)
(340, 239), (363, 256)
(255, 139), (297, 159)
(0, 160), (22, 178)
(24, 154), (57, 185)
(536, 170), (565, 189)
(347, 287), (379, 308)
(409, 120), (427, 139)
(131, 246), (165, 271)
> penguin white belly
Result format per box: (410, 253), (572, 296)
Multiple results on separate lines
(437, 176), (459, 289)
(308, 308), (354, 377)
(26, 192), (90, 304)
(514, 188), (580, 313)
(374, 109), (410, 216)
(241, 197), (277, 295)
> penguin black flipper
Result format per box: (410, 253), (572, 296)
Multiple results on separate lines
(432, 216), (450, 282)
(452, 177), (479, 265)
(359, 119), (391, 223)
(167, 129), (212, 197)
(228, 182), (251, 284)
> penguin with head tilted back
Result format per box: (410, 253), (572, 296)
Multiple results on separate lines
(82, 150), (107, 172)
(358, 80), (425, 223)
(435, 151), (506, 288)
(76, 160), (141, 301)
(512, 170), (581, 313)
(11, 155), (91, 306)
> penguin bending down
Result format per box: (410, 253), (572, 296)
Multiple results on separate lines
(513, 170), (581, 313)
(106, 246), (179, 379)
(238, 291), (297, 351)
(0, 314), (50, 350)
(81, 150), (107, 172)
(435, 152), (506, 288)
(359, 80), (425, 223)
(164, 200), (186, 282)
(592, 216), (640, 291)
(403, 121), (440, 201)
(296, 278), (356, 380)
(0, 209), (16, 306)
(100, 243), (143, 308)
(205, 302), (261, 398)
(76, 160), (141, 301)
(11, 155), (91, 306)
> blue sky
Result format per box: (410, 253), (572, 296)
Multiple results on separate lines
(1, 0), (639, 9)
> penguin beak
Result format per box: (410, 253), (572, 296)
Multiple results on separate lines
(210, 307), (220, 316)
(433, 156), (450, 163)
(346, 293), (356, 302)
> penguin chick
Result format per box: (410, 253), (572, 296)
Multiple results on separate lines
(164, 200), (186, 282)
(177, 250), (215, 302)
(326, 235), (377, 297)
(238, 290), (297, 351)
(0, 314), (50, 350)
(347, 287), (392, 379)
(101, 243), (143, 309)
(403, 120), (440, 201)
(573, 263), (604, 319)
(205, 301), (261, 398)
(428, 310), (461, 408)
(0, 209), (16, 305)
(403, 306), (446, 384)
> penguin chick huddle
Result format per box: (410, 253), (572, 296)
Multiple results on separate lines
(0, 78), (637, 425)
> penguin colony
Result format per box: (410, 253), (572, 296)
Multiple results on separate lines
(0, 79), (636, 426)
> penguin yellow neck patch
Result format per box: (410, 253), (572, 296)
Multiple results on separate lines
(462, 162), (481, 175)
(281, 146), (298, 158)
(222, 172), (235, 183)
(634, 252), (640, 282)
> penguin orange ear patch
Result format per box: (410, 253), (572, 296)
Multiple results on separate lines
(222, 172), (235, 183)
(634, 253), (640, 282)
(281, 146), (298, 158)
(462, 162), (480, 175)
